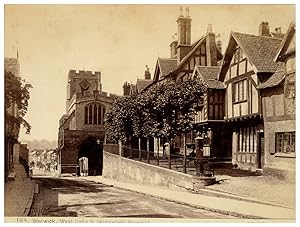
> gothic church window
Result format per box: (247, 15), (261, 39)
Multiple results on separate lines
(84, 103), (106, 125)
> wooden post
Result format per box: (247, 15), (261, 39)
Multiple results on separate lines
(118, 140), (122, 157)
(165, 142), (171, 169)
(138, 137), (141, 161)
(183, 134), (187, 174)
(147, 137), (150, 164)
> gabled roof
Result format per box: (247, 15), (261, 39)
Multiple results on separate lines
(195, 66), (224, 89)
(257, 63), (285, 89)
(232, 32), (282, 72)
(219, 32), (283, 81)
(136, 79), (152, 93)
(274, 21), (296, 62)
(158, 58), (177, 78)
(172, 33), (223, 75)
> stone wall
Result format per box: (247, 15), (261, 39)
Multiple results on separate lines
(60, 129), (105, 174)
(19, 144), (29, 163)
(264, 120), (295, 171)
(102, 151), (215, 191)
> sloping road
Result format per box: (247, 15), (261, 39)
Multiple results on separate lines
(29, 177), (235, 219)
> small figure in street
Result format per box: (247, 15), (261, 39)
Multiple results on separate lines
(29, 166), (33, 180)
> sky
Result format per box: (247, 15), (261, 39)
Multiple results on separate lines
(4, 4), (295, 142)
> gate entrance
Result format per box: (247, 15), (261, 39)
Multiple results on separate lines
(78, 136), (103, 176)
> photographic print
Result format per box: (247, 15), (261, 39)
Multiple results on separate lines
(4, 3), (296, 223)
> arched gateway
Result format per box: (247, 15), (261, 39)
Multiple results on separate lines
(78, 136), (103, 176)
(57, 69), (115, 175)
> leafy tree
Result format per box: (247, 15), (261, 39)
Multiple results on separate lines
(105, 95), (136, 144)
(105, 74), (206, 158)
(5, 70), (32, 136)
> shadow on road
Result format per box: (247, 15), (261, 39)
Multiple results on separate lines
(31, 177), (113, 217)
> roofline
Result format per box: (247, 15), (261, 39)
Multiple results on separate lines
(257, 77), (285, 90)
(170, 34), (207, 75)
(274, 21), (296, 62)
(231, 32), (259, 74)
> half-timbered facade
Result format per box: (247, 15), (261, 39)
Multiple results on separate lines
(219, 31), (283, 170)
(192, 66), (231, 159)
(257, 22), (296, 174)
(150, 7), (224, 156)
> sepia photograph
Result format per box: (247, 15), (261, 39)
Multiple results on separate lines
(3, 2), (296, 223)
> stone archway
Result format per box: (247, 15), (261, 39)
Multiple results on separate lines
(78, 136), (103, 176)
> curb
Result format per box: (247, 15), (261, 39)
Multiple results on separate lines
(111, 183), (263, 219)
(81, 177), (263, 219)
(198, 187), (293, 210)
(22, 182), (36, 216)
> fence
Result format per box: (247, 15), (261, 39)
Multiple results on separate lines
(104, 143), (215, 177)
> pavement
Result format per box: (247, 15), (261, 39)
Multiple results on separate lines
(204, 174), (295, 209)
(76, 175), (295, 220)
(4, 163), (36, 217)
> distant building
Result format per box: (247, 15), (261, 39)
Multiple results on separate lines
(58, 70), (115, 175)
(4, 54), (20, 181)
(123, 65), (153, 96)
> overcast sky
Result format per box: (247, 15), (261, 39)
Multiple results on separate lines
(4, 4), (295, 142)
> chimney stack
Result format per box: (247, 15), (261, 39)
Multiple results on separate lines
(207, 24), (213, 33)
(216, 34), (222, 53)
(176, 6), (192, 63)
(275, 27), (282, 34)
(170, 33), (178, 58)
(123, 82), (131, 96)
(259, 21), (270, 37)
(144, 65), (151, 80)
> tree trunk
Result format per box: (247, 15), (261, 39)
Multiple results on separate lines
(183, 133), (187, 174)
(157, 137), (160, 166)
(147, 137), (150, 164)
(129, 138), (133, 159)
(138, 137), (141, 161)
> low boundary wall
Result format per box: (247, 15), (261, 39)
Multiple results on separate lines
(103, 151), (215, 191)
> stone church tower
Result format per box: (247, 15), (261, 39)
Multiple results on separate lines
(58, 69), (116, 175)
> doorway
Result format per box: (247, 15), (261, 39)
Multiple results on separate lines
(257, 132), (264, 169)
(78, 136), (103, 176)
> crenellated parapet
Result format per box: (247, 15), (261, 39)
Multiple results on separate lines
(68, 69), (101, 80)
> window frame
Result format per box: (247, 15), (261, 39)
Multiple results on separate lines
(275, 132), (296, 154)
(233, 79), (247, 104)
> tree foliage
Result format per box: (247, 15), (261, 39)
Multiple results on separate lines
(105, 75), (206, 143)
(5, 70), (33, 136)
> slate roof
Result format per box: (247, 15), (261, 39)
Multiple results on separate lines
(196, 66), (224, 89)
(232, 32), (283, 73)
(257, 63), (285, 89)
(136, 79), (152, 93)
(158, 58), (178, 77)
